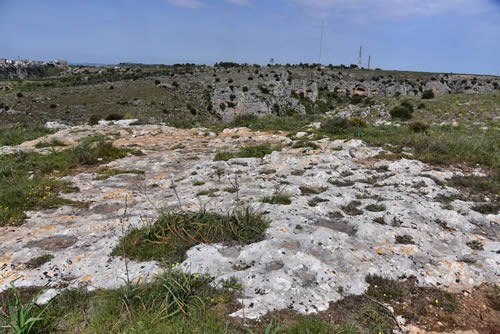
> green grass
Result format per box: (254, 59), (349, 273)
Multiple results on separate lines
(24, 254), (55, 269)
(299, 185), (327, 195)
(291, 140), (320, 149)
(365, 204), (386, 212)
(261, 193), (293, 205)
(0, 125), (54, 147)
(223, 113), (321, 132)
(34, 139), (67, 148)
(214, 144), (282, 161)
(0, 138), (135, 226)
(113, 208), (269, 263)
(1, 270), (238, 334)
(341, 201), (363, 216)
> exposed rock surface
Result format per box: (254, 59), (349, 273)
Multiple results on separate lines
(0, 59), (66, 80)
(0, 125), (498, 321)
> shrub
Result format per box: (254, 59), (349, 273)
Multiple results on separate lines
(242, 86), (249, 92)
(49, 104), (57, 109)
(320, 117), (349, 134)
(417, 103), (426, 109)
(409, 121), (429, 133)
(104, 113), (124, 121)
(350, 95), (363, 105)
(390, 101), (414, 120)
(16, 92), (23, 98)
(422, 89), (435, 99)
(214, 144), (281, 161)
(154, 79), (161, 85)
(89, 115), (100, 125)
(348, 117), (367, 128)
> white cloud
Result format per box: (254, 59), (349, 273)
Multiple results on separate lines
(292, 0), (492, 17)
(168, 0), (202, 9)
(224, 0), (249, 5)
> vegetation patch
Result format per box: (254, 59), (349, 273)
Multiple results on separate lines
(395, 235), (414, 244)
(299, 185), (327, 195)
(113, 208), (269, 263)
(308, 197), (329, 207)
(0, 137), (134, 226)
(94, 168), (145, 180)
(341, 200), (363, 216)
(261, 192), (293, 205)
(291, 140), (320, 149)
(365, 204), (387, 212)
(0, 270), (239, 334)
(471, 202), (499, 214)
(24, 254), (54, 269)
(34, 139), (67, 148)
(0, 125), (54, 147)
(390, 100), (414, 120)
(214, 144), (282, 161)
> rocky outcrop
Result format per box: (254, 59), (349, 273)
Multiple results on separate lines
(0, 124), (498, 320)
(0, 59), (66, 79)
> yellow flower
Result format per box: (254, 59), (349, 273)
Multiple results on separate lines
(435, 299), (439, 304)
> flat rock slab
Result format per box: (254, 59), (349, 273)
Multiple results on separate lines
(0, 125), (498, 320)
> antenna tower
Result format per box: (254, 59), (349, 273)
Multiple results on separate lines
(357, 46), (363, 68)
(368, 56), (371, 70)
(319, 21), (324, 64)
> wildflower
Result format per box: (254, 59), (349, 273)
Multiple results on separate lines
(435, 299), (439, 304)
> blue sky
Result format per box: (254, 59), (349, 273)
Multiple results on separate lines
(1, 0), (499, 74)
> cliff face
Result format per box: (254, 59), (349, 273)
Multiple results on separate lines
(0, 59), (65, 79)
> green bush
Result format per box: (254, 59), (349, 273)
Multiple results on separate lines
(104, 113), (124, 121)
(390, 101), (414, 120)
(89, 115), (100, 125)
(348, 117), (367, 128)
(409, 121), (429, 133)
(350, 95), (363, 105)
(422, 89), (435, 99)
(320, 117), (350, 134)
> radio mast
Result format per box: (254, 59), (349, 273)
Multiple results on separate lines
(357, 46), (363, 68)
(319, 21), (324, 64)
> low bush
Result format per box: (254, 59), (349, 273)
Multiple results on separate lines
(409, 121), (429, 133)
(422, 89), (435, 99)
(104, 113), (124, 121)
(113, 208), (269, 263)
(214, 144), (281, 161)
(390, 100), (414, 120)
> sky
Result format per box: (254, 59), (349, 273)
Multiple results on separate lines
(1, 0), (500, 75)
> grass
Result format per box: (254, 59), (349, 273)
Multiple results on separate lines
(224, 113), (321, 132)
(0, 270), (238, 334)
(299, 185), (327, 195)
(395, 235), (414, 244)
(341, 200), (363, 216)
(34, 138), (67, 148)
(223, 113), (499, 174)
(291, 140), (320, 149)
(0, 137), (135, 226)
(24, 254), (54, 269)
(365, 204), (386, 212)
(308, 197), (329, 207)
(94, 168), (145, 180)
(113, 207), (269, 263)
(0, 125), (54, 147)
(214, 144), (282, 161)
(261, 193), (293, 205)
